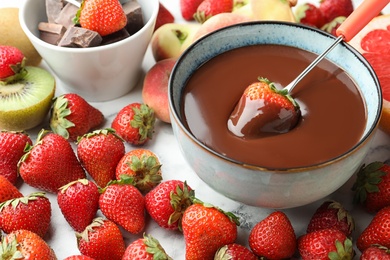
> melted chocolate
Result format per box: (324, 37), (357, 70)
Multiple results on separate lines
(181, 45), (367, 168)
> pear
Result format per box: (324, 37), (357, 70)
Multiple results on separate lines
(0, 66), (55, 131)
(0, 8), (42, 66)
(251, 0), (296, 22)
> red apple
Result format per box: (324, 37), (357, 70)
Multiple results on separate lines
(151, 23), (201, 62)
(192, 12), (252, 42)
(142, 58), (177, 124)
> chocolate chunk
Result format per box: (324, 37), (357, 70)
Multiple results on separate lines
(58, 26), (102, 48)
(123, 0), (144, 35)
(45, 0), (65, 23)
(101, 28), (130, 45)
(54, 3), (79, 29)
(39, 22), (67, 45)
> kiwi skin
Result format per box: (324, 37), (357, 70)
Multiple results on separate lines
(0, 8), (42, 66)
(0, 66), (56, 131)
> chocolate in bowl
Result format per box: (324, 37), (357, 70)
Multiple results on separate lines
(168, 22), (382, 208)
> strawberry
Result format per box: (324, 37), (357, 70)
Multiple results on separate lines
(306, 200), (355, 236)
(180, 0), (204, 21)
(99, 176), (145, 234)
(357, 206), (390, 252)
(76, 217), (126, 260)
(122, 233), (172, 260)
(111, 103), (155, 145)
(18, 129), (86, 193)
(154, 2), (175, 31)
(298, 228), (354, 260)
(57, 179), (100, 232)
(0, 175), (23, 203)
(321, 16), (346, 37)
(248, 211), (296, 259)
(145, 180), (194, 230)
(228, 77), (300, 137)
(115, 148), (162, 193)
(194, 0), (234, 23)
(0, 45), (26, 83)
(0, 192), (51, 238)
(77, 128), (125, 188)
(0, 130), (32, 184)
(50, 93), (104, 142)
(64, 256), (96, 260)
(295, 3), (326, 28)
(75, 0), (127, 36)
(214, 243), (258, 260)
(182, 199), (239, 259)
(361, 245), (390, 260)
(352, 161), (390, 212)
(0, 229), (57, 260)
(318, 0), (353, 24)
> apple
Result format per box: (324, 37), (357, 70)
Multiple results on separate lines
(250, 0), (296, 22)
(192, 12), (252, 42)
(232, 0), (253, 19)
(151, 23), (201, 62)
(142, 58), (177, 124)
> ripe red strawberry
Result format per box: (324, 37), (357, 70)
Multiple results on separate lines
(306, 200), (355, 236)
(0, 192), (51, 238)
(194, 0), (234, 23)
(0, 130), (32, 184)
(248, 211), (296, 259)
(111, 103), (155, 145)
(75, 0), (127, 36)
(77, 128), (125, 188)
(214, 243), (258, 260)
(1, 229), (57, 260)
(352, 161), (390, 212)
(154, 2), (175, 31)
(64, 256), (96, 260)
(76, 217), (126, 260)
(0, 45), (26, 82)
(318, 0), (353, 24)
(50, 93), (104, 142)
(116, 148), (162, 193)
(228, 77), (300, 137)
(99, 177), (145, 234)
(57, 179), (100, 232)
(122, 233), (172, 260)
(0, 175), (23, 203)
(18, 129), (86, 193)
(321, 16), (346, 37)
(180, 0), (204, 21)
(357, 206), (390, 252)
(182, 200), (239, 259)
(145, 180), (194, 230)
(295, 3), (326, 28)
(298, 228), (354, 260)
(361, 245), (390, 260)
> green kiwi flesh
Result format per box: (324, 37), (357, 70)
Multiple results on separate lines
(0, 66), (55, 131)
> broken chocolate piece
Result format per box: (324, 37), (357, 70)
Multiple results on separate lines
(58, 26), (102, 48)
(101, 28), (130, 45)
(39, 22), (66, 45)
(54, 3), (79, 29)
(123, 0), (144, 35)
(46, 0), (65, 23)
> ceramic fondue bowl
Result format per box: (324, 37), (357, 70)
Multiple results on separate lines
(19, 0), (158, 102)
(168, 22), (382, 209)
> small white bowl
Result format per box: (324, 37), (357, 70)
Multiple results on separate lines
(169, 22), (382, 208)
(19, 0), (158, 101)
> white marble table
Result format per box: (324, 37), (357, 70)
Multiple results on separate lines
(2, 0), (390, 258)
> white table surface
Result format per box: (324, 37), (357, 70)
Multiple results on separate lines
(2, 0), (390, 259)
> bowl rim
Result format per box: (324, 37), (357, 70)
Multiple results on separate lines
(18, 0), (159, 53)
(169, 20), (383, 173)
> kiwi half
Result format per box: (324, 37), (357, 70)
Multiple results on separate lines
(0, 66), (55, 131)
